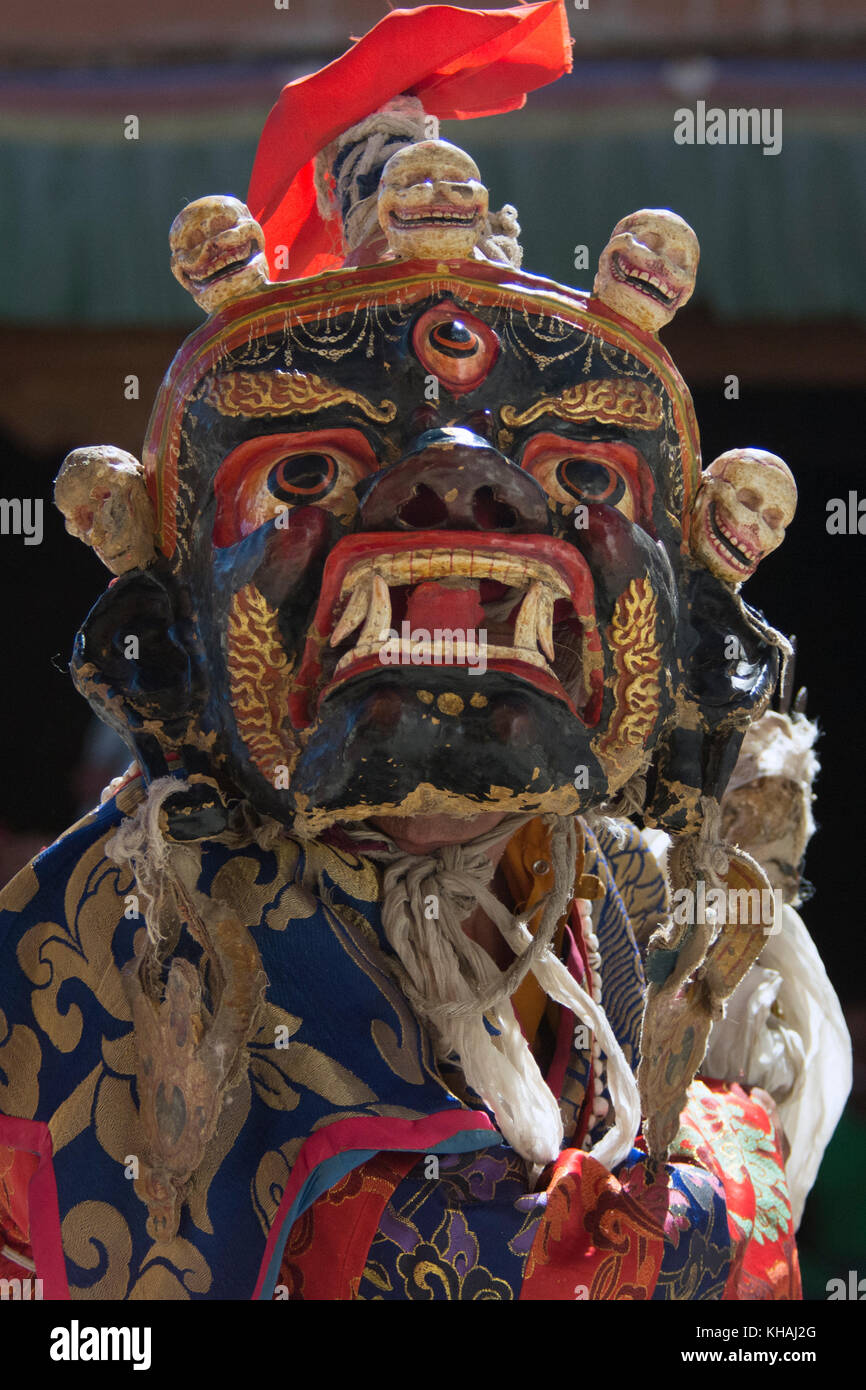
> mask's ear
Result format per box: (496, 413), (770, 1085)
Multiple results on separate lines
(643, 569), (781, 833)
(70, 569), (202, 779)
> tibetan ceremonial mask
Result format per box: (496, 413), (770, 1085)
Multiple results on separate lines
(0, 0), (829, 1306)
(72, 255), (777, 841)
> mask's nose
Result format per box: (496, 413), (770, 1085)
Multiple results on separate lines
(358, 428), (551, 534)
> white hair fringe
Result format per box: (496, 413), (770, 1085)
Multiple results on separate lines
(105, 775), (191, 947)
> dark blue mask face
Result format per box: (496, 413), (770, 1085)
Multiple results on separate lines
(73, 264), (776, 837)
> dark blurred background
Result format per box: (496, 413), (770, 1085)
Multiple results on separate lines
(0, 0), (864, 1295)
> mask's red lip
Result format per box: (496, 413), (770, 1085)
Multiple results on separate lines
(288, 530), (601, 729)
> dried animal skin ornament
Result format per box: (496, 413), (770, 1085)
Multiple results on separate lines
(0, 0), (849, 1303)
(106, 777), (267, 1242)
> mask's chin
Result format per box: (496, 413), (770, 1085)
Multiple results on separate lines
(286, 664), (609, 838)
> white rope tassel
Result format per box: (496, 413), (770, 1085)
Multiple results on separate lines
(314, 96), (430, 251)
(371, 814), (641, 1171)
(378, 817), (564, 1167)
(487, 818), (640, 1171)
(494, 829), (641, 1169)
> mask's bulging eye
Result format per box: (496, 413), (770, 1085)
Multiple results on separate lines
(556, 457), (625, 507)
(430, 320), (475, 358)
(212, 429), (378, 547)
(268, 453), (338, 504)
(519, 434), (649, 525)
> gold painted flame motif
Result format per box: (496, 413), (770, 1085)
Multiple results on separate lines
(227, 584), (297, 781)
(198, 369), (397, 424)
(598, 577), (661, 771)
(501, 379), (663, 431)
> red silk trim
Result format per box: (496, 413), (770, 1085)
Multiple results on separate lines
(248, 1), (572, 279)
(275, 1152), (419, 1300)
(0, 1144), (38, 1250)
(0, 1116), (69, 1300)
(252, 1108), (497, 1299)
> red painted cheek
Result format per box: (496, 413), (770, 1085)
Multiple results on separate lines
(583, 504), (640, 565)
(251, 507), (335, 610)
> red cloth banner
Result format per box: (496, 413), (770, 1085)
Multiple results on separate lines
(248, 2), (572, 279)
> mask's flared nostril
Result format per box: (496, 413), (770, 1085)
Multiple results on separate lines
(359, 428), (552, 535)
(472, 487), (518, 531)
(398, 485), (449, 529)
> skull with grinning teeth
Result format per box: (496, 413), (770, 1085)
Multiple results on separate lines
(169, 195), (270, 315)
(54, 445), (156, 575)
(690, 448), (797, 587)
(377, 140), (490, 260)
(593, 209), (699, 333)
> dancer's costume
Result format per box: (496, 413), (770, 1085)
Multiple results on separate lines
(0, 3), (849, 1300)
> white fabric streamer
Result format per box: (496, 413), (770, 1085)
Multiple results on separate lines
(704, 903), (851, 1227)
(647, 825), (851, 1227)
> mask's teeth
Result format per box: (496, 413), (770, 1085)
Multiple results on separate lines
(537, 584), (556, 662)
(341, 550), (569, 598)
(330, 575), (372, 647)
(513, 580), (556, 659)
(357, 573), (392, 648)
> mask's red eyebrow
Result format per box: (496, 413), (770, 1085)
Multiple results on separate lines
(212, 429), (379, 548)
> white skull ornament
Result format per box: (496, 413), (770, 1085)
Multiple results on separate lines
(593, 209), (699, 332)
(377, 140), (489, 261)
(54, 446), (156, 575)
(690, 448), (797, 586)
(169, 195), (269, 315)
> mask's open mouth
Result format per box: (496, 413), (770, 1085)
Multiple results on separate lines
(183, 239), (260, 290)
(611, 250), (680, 306)
(706, 500), (760, 573)
(289, 530), (603, 729)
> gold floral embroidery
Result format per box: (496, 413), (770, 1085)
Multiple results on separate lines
(209, 847), (316, 932)
(0, 861), (40, 914)
(128, 1236), (213, 1299)
(252, 1139), (306, 1237)
(17, 833), (134, 1054)
(0, 1006), (41, 1119)
(62, 1200), (133, 1300)
(49, 1063), (102, 1154)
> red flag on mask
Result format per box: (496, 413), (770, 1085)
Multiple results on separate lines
(248, 2), (572, 279)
